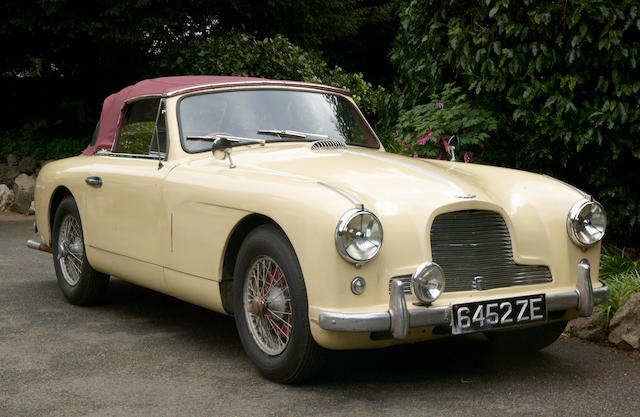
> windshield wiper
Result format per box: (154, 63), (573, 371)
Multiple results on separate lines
(257, 129), (330, 140)
(186, 133), (265, 146)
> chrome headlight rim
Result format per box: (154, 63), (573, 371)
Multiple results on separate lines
(566, 198), (607, 248)
(335, 208), (383, 263)
(411, 261), (445, 304)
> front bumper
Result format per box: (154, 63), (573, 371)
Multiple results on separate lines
(318, 259), (609, 339)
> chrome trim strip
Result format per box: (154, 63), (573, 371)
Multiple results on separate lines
(95, 150), (166, 159)
(338, 150), (467, 195)
(166, 80), (351, 97)
(316, 181), (361, 206)
(318, 284), (609, 337)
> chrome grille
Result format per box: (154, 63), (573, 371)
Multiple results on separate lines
(311, 140), (346, 150)
(430, 210), (552, 292)
(388, 276), (412, 295)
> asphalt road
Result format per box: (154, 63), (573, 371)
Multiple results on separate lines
(1, 214), (639, 416)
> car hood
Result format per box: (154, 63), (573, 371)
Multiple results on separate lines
(219, 143), (585, 217)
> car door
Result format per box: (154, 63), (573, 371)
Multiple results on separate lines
(82, 98), (171, 290)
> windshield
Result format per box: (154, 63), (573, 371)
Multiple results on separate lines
(178, 89), (379, 153)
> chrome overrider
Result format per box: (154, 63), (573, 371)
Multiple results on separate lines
(318, 259), (609, 339)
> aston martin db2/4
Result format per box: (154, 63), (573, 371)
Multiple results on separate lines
(29, 76), (608, 383)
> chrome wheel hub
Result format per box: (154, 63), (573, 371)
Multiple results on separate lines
(243, 255), (292, 356)
(57, 215), (84, 286)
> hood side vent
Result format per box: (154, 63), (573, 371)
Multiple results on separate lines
(311, 140), (346, 151)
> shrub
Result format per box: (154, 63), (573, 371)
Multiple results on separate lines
(391, 0), (640, 231)
(0, 124), (88, 162)
(155, 30), (387, 121)
(394, 83), (497, 160)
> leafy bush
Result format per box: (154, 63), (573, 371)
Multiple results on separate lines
(391, 0), (640, 231)
(1, 124), (87, 162)
(600, 245), (639, 280)
(394, 84), (497, 160)
(155, 30), (387, 121)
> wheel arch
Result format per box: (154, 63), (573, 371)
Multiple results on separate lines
(219, 213), (291, 315)
(49, 186), (74, 235)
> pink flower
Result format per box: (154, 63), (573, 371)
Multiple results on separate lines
(435, 153), (443, 160)
(434, 102), (444, 108)
(397, 139), (403, 144)
(464, 151), (474, 163)
(417, 131), (435, 144)
(413, 152), (418, 158)
(443, 138), (449, 154)
(478, 142), (485, 150)
(404, 143), (411, 149)
(395, 130), (400, 135)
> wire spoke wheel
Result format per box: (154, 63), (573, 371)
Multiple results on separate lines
(243, 255), (292, 355)
(57, 214), (84, 287)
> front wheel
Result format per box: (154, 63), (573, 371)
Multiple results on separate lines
(233, 224), (324, 384)
(484, 321), (568, 351)
(52, 196), (109, 305)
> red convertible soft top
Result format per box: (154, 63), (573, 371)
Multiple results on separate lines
(83, 76), (350, 155)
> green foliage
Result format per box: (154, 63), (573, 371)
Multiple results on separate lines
(600, 246), (639, 280)
(0, 124), (87, 161)
(392, 0), (640, 230)
(155, 30), (387, 120)
(599, 270), (640, 322)
(394, 84), (497, 160)
(598, 246), (640, 322)
(118, 122), (156, 155)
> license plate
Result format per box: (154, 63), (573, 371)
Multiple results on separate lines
(452, 294), (547, 335)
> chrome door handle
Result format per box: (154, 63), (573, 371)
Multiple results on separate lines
(85, 176), (103, 188)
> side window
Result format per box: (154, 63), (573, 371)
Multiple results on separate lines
(116, 98), (162, 155)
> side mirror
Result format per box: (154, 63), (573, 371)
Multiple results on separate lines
(211, 137), (236, 168)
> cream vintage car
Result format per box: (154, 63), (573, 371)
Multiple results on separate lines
(29, 76), (609, 383)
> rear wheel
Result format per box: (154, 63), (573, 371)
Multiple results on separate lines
(484, 321), (568, 351)
(233, 224), (324, 384)
(52, 196), (109, 305)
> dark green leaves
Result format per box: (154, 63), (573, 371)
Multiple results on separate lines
(391, 0), (640, 230)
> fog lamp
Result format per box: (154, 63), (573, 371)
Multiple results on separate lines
(411, 262), (445, 304)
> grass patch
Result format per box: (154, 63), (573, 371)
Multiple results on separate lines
(598, 246), (640, 322)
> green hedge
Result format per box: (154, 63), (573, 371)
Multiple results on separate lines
(392, 0), (640, 231)
(0, 121), (88, 162)
(155, 30), (387, 122)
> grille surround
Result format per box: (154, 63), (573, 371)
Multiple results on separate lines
(430, 210), (552, 292)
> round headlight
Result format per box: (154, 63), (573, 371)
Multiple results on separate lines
(335, 208), (383, 263)
(411, 262), (445, 304)
(567, 199), (606, 248)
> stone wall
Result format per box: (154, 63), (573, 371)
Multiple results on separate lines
(0, 154), (38, 215)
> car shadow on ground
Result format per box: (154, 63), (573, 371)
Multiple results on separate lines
(85, 277), (572, 386)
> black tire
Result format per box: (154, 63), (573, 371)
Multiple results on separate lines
(484, 321), (568, 351)
(233, 224), (325, 384)
(52, 196), (109, 305)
